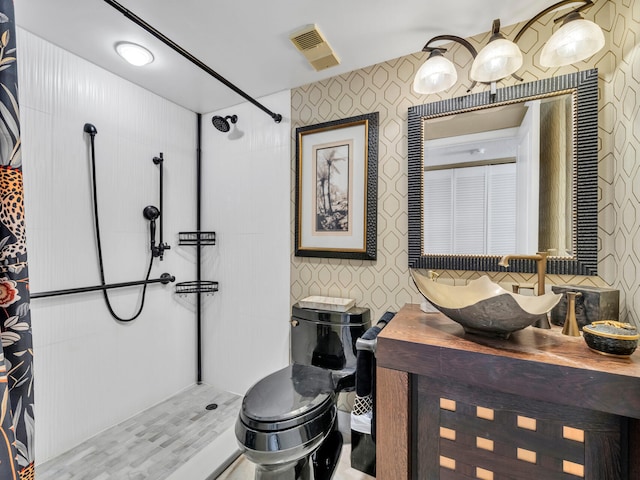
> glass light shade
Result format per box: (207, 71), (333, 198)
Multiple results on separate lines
(540, 18), (605, 67)
(470, 38), (523, 83)
(115, 42), (154, 66)
(413, 55), (458, 94)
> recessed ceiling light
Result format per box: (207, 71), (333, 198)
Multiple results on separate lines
(115, 42), (154, 66)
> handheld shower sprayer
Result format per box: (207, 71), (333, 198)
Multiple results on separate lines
(85, 122), (155, 322)
(143, 205), (161, 257)
(143, 205), (160, 221)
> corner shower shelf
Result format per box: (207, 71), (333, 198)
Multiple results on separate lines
(178, 231), (216, 246)
(175, 280), (219, 295)
(176, 230), (218, 295)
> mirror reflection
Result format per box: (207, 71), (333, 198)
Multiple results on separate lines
(422, 93), (575, 257)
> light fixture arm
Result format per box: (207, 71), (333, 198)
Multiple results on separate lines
(513, 0), (594, 43)
(421, 35), (478, 92)
(510, 0), (596, 80)
(490, 19), (502, 40)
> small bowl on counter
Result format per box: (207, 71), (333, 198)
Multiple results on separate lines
(582, 320), (639, 358)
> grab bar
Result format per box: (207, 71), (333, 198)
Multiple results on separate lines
(31, 273), (175, 299)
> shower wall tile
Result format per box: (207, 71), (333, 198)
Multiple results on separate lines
(200, 91), (291, 396)
(17, 29), (198, 463)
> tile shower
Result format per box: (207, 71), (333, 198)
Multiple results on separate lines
(18, 21), (290, 477)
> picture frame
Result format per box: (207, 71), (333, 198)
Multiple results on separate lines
(295, 112), (379, 260)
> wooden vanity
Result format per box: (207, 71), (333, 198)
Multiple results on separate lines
(375, 304), (640, 480)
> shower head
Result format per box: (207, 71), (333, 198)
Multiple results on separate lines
(211, 115), (238, 133)
(83, 123), (98, 137)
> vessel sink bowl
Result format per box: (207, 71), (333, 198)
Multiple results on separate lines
(411, 271), (562, 339)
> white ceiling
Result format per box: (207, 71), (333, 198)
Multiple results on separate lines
(15, 0), (560, 115)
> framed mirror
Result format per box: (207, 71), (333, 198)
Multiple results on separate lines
(408, 69), (598, 275)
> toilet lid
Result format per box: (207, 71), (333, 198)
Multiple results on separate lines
(240, 364), (335, 431)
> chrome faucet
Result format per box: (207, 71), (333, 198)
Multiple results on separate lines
(498, 251), (550, 329)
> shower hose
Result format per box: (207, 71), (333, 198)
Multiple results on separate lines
(88, 130), (153, 322)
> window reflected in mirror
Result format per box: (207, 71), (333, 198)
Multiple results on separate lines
(422, 94), (574, 257)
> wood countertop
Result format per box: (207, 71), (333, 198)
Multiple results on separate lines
(376, 304), (640, 420)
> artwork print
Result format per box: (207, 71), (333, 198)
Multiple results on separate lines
(295, 112), (378, 260)
(313, 140), (353, 235)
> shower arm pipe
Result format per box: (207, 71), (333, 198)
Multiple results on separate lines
(30, 273), (175, 300)
(103, 0), (283, 123)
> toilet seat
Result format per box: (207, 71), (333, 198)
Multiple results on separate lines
(240, 363), (335, 432)
(236, 363), (338, 465)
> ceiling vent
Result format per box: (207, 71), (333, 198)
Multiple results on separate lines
(289, 24), (340, 72)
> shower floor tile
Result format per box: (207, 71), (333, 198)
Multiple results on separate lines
(36, 384), (242, 480)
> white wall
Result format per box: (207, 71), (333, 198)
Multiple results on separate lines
(18, 29), (198, 463)
(201, 91), (291, 395)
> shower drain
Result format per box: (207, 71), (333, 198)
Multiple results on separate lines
(205, 403), (218, 410)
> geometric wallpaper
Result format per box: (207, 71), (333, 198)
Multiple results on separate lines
(601, 0), (640, 325)
(291, 0), (640, 325)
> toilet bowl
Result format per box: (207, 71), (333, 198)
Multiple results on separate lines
(235, 304), (370, 480)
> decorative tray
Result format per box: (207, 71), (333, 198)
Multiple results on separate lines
(298, 296), (355, 312)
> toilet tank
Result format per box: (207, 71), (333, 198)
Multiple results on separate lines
(290, 304), (371, 379)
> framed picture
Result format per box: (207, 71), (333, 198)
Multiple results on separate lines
(295, 112), (378, 260)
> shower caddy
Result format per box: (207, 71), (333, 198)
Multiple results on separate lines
(173, 114), (221, 384)
(174, 232), (218, 295)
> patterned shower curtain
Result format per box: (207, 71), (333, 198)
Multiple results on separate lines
(0, 1), (35, 479)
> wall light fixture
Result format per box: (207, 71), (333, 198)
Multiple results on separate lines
(413, 35), (477, 95)
(413, 0), (604, 95)
(518, 0), (605, 68)
(470, 19), (522, 83)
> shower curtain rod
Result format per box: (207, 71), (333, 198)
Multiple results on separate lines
(30, 273), (175, 299)
(103, 0), (283, 123)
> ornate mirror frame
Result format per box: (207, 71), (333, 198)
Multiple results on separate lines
(408, 69), (598, 276)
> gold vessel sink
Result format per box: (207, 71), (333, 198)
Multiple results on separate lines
(411, 270), (562, 339)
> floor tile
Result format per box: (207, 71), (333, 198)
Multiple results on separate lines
(36, 384), (242, 480)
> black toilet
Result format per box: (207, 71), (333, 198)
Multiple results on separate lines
(235, 304), (370, 480)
